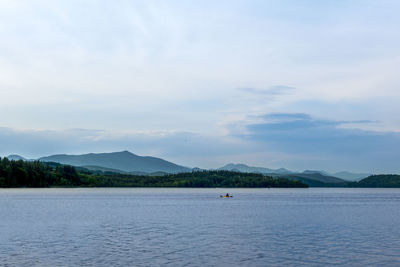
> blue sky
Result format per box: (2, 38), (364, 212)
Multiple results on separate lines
(1, 0), (400, 173)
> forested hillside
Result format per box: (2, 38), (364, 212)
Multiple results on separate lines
(353, 174), (400, 188)
(0, 158), (307, 188)
(0, 158), (80, 187)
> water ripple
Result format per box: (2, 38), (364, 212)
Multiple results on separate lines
(1, 188), (400, 266)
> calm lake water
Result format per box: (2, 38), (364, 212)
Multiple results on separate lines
(1, 188), (400, 266)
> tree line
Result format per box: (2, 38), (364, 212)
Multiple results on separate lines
(0, 158), (308, 188)
(79, 170), (308, 188)
(347, 174), (400, 188)
(0, 158), (80, 187)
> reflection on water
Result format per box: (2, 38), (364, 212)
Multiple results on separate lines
(1, 188), (400, 266)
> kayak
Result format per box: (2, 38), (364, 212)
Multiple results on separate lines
(220, 195), (233, 198)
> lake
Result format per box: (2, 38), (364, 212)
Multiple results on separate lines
(1, 188), (400, 266)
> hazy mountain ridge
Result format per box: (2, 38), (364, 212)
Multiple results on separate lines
(219, 163), (292, 174)
(302, 170), (331, 176)
(220, 163), (371, 181)
(219, 163), (353, 185)
(38, 151), (190, 174)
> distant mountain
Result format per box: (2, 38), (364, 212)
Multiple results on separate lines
(302, 170), (331, 176)
(219, 163), (292, 174)
(218, 163), (350, 186)
(332, 171), (371, 181)
(6, 155), (28, 161)
(39, 151), (190, 174)
(281, 173), (348, 186)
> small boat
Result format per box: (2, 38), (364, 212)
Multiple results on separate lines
(220, 194), (233, 198)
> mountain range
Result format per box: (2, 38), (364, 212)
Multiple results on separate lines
(5, 151), (371, 184)
(218, 163), (292, 175)
(218, 163), (369, 181)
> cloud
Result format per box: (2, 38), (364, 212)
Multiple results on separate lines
(243, 113), (384, 147)
(263, 113), (311, 121)
(239, 85), (295, 96)
(231, 113), (400, 173)
(259, 113), (374, 128)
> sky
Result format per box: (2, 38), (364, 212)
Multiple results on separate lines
(1, 0), (400, 173)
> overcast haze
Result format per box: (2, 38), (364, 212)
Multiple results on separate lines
(1, 0), (400, 173)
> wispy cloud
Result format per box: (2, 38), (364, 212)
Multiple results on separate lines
(263, 113), (311, 121)
(261, 113), (375, 125)
(239, 85), (295, 96)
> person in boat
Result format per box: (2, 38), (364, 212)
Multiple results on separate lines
(225, 193), (230, 197)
